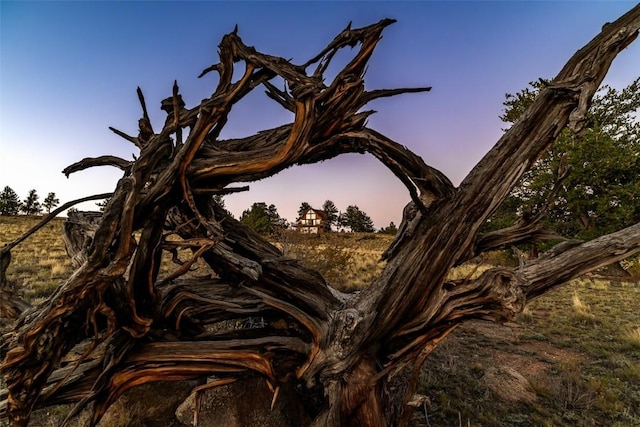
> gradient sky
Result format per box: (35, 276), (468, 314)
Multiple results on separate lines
(1, 1), (638, 228)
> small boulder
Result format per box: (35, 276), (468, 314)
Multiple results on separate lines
(175, 378), (310, 427)
(482, 366), (537, 404)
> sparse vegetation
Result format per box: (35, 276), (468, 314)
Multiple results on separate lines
(624, 326), (640, 349)
(0, 216), (73, 300)
(571, 291), (596, 322)
(420, 278), (640, 426)
(2, 216), (638, 425)
(275, 230), (391, 290)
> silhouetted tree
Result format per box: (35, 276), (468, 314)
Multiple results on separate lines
(297, 202), (311, 218)
(20, 189), (41, 216)
(0, 186), (22, 216)
(378, 221), (398, 235)
(42, 192), (60, 214)
(322, 200), (339, 229)
(339, 205), (375, 232)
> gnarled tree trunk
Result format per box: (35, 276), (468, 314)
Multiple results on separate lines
(2, 6), (640, 426)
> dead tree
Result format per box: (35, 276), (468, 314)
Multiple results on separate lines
(2, 6), (640, 426)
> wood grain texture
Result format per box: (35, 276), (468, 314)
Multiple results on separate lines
(1, 7), (639, 426)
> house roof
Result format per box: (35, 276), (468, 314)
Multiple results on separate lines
(297, 208), (328, 222)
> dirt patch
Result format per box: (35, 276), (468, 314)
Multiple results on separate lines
(432, 320), (587, 400)
(461, 320), (586, 364)
(488, 349), (548, 381)
(519, 340), (586, 365)
(461, 319), (520, 341)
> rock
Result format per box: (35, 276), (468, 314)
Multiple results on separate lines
(482, 366), (537, 404)
(175, 378), (310, 427)
(97, 380), (196, 426)
(175, 392), (196, 425)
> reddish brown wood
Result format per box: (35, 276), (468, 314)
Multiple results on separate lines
(1, 7), (640, 426)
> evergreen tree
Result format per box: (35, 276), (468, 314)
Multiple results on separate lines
(340, 205), (375, 232)
(241, 202), (287, 235)
(297, 202), (311, 219)
(322, 200), (339, 229)
(0, 186), (22, 215)
(378, 221), (398, 235)
(21, 189), (42, 216)
(267, 204), (288, 229)
(489, 78), (640, 240)
(43, 192), (60, 214)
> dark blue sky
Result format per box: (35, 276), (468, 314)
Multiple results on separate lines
(1, 1), (638, 227)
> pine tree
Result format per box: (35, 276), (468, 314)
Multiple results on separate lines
(43, 192), (60, 214)
(241, 202), (287, 235)
(490, 78), (640, 240)
(322, 200), (339, 229)
(341, 205), (375, 232)
(297, 202), (311, 219)
(0, 186), (22, 215)
(21, 189), (42, 216)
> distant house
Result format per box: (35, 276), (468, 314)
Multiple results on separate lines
(296, 208), (330, 234)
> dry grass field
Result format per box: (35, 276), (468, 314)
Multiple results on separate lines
(0, 216), (74, 302)
(1, 216), (639, 426)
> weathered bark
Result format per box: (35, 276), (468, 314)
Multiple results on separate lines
(62, 211), (103, 268)
(1, 6), (640, 427)
(0, 249), (28, 325)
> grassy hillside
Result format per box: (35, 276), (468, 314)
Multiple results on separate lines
(423, 279), (640, 426)
(1, 216), (639, 426)
(0, 216), (73, 301)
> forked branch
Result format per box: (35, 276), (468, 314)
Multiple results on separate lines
(1, 8), (640, 427)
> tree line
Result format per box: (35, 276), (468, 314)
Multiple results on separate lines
(0, 187), (394, 234)
(0, 187), (59, 216)
(238, 199), (385, 234)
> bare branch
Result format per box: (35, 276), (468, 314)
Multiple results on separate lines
(173, 81), (183, 148)
(474, 223), (565, 256)
(301, 19), (396, 70)
(351, 128), (455, 208)
(467, 154), (573, 260)
(191, 185), (249, 195)
(263, 81), (295, 112)
(362, 87), (432, 104)
(136, 87), (154, 144)
(63, 155), (131, 177)
(108, 126), (139, 146)
(522, 221), (640, 299)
